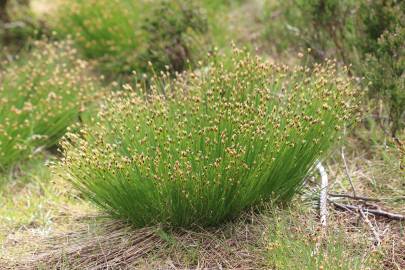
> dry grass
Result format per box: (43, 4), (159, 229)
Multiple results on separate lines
(3, 202), (399, 269)
(20, 221), (162, 270)
(2, 210), (268, 269)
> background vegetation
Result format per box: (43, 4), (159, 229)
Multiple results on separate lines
(264, 0), (404, 136)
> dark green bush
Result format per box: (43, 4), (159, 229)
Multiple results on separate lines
(263, 0), (356, 61)
(356, 0), (403, 54)
(357, 0), (405, 136)
(363, 26), (405, 136)
(264, 0), (404, 136)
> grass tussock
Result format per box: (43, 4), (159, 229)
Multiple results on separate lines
(0, 40), (98, 174)
(59, 49), (361, 228)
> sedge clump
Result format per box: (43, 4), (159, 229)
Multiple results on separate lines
(60, 50), (361, 228)
(0, 40), (98, 172)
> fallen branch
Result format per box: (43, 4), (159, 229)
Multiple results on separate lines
(328, 193), (381, 202)
(330, 201), (405, 221)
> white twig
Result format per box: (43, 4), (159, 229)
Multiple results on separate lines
(313, 161), (329, 257)
(317, 162), (328, 228)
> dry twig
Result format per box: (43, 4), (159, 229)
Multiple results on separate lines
(330, 201), (405, 221)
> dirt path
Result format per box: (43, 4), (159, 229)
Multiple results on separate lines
(30, 0), (59, 18)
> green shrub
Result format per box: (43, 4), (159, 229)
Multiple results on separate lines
(263, 0), (404, 135)
(364, 27), (405, 136)
(0, 40), (97, 172)
(357, 0), (405, 136)
(263, 0), (356, 61)
(60, 50), (360, 228)
(55, 0), (210, 77)
(356, 0), (403, 55)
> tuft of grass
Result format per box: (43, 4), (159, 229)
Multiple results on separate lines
(59, 49), (361, 228)
(0, 40), (98, 174)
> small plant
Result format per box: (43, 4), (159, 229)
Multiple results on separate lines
(60, 50), (360, 228)
(0, 40), (97, 172)
(364, 27), (405, 137)
(356, 0), (403, 55)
